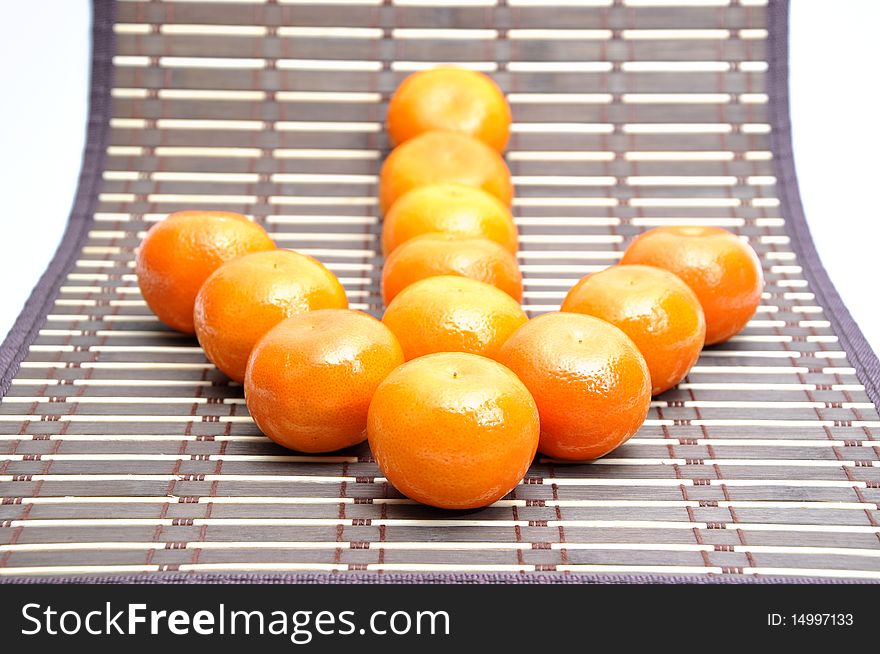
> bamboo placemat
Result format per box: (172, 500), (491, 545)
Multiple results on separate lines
(1, 0), (879, 583)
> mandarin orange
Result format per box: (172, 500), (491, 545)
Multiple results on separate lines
(619, 226), (764, 345)
(367, 352), (539, 509)
(135, 210), (275, 333)
(382, 233), (523, 304)
(497, 312), (651, 461)
(381, 183), (517, 257)
(194, 249), (348, 382)
(378, 131), (512, 214)
(386, 67), (511, 152)
(245, 309), (404, 453)
(561, 264), (706, 395)
(382, 275), (528, 361)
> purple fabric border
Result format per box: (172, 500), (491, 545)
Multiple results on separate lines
(0, 0), (115, 397)
(767, 1), (880, 408)
(0, 0), (878, 585)
(0, 572), (874, 585)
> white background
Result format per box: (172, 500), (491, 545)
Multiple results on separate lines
(1, 1), (878, 352)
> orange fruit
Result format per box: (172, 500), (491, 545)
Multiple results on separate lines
(386, 67), (511, 152)
(379, 131), (512, 214)
(368, 352), (539, 509)
(382, 233), (523, 304)
(619, 226), (764, 345)
(381, 183), (518, 256)
(245, 309), (404, 453)
(382, 276), (528, 361)
(135, 210), (276, 333)
(561, 264), (706, 395)
(194, 249), (348, 382)
(497, 312), (651, 461)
